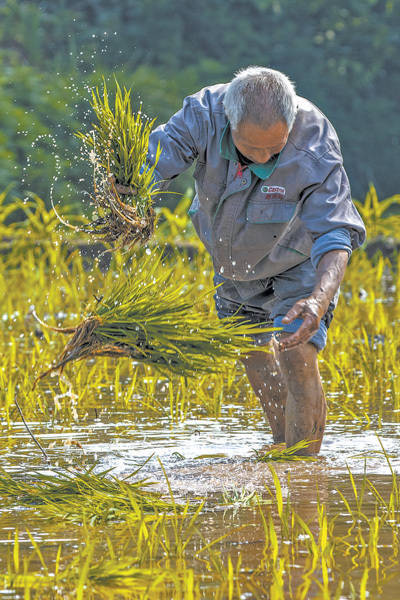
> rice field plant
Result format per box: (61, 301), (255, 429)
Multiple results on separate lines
(1, 188), (400, 598)
(76, 81), (162, 250)
(0, 190), (86, 270)
(155, 193), (202, 248)
(33, 251), (273, 385)
(320, 250), (400, 422)
(0, 463), (179, 525)
(1, 459), (399, 599)
(353, 184), (400, 239)
(253, 439), (317, 461)
(2, 189), (400, 427)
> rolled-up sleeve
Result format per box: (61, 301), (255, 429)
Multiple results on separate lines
(310, 227), (353, 269)
(300, 156), (366, 251)
(147, 96), (204, 189)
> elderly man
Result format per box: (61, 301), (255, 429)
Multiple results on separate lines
(145, 66), (366, 455)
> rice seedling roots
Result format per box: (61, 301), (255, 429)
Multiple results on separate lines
(33, 310), (205, 387)
(75, 82), (162, 250)
(86, 180), (156, 250)
(33, 315), (134, 387)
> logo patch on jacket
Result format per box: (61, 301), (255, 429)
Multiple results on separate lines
(261, 185), (286, 200)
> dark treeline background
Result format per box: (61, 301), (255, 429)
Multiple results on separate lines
(1, 0), (399, 209)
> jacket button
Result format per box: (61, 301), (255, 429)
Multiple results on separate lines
(241, 179), (247, 185)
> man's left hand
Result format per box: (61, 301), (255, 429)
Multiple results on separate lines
(278, 249), (350, 351)
(279, 296), (325, 351)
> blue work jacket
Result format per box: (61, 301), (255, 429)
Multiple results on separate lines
(147, 83), (366, 282)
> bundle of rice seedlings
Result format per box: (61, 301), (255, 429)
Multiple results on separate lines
(34, 254), (274, 385)
(76, 80), (161, 250)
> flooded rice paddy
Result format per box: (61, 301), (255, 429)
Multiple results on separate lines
(1, 195), (400, 598)
(2, 387), (400, 599)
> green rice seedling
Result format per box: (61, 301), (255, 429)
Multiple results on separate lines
(33, 252), (274, 385)
(376, 436), (400, 516)
(198, 553), (251, 600)
(167, 376), (191, 422)
(86, 560), (197, 599)
(191, 365), (246, 418)
(76, 80), (162, 250)
(253, 439), (317, 461)
(155, 192), (201, 247)
(221, 488), (260, 509)
(363, 438), (400, 524)
(0, 463), (178, 525)
(4, 183), (400, 600)
(0, 192), (84, 269)
(3, 536), (200, 600)
(265, 464), (291, 539)
(319, 249), (400, 422)
(157, 459), (209, 561)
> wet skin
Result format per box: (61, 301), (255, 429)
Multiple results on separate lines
(242, 339), (327, 455)
(243, 250), (349, 455)
(279, 250), (349, 350)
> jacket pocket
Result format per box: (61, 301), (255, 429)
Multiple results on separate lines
(246, 199), (297, 224)
(240, 199), (298, 251)
(276, 219), (313, 258)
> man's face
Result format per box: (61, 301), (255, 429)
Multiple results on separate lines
(231, 120), (289, 164)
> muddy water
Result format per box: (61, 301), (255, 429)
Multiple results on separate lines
(3, 403), (400, 488)
(1, 392), (400, 598)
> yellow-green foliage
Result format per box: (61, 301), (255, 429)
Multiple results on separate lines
(76, 80), (162, 215)
(354, 184), (400, 239)
(1, 460), (399, 599)
(155, 192), (200, 246)
(254, 439), (317, 461)
(35, 251), (273, 381)
(1, 187), (400, 599)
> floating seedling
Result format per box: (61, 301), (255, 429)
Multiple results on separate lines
(33, 253), (273, 385)
(76, 80), (162, 250)
(0, 462), (176, 524)
(253, 439), (317, 461)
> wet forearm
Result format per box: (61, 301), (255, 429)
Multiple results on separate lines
(310, 250), (349, 315)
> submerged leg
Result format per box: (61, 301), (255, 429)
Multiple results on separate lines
(277, 339), (326, 455)
(241, 341), (288, 443)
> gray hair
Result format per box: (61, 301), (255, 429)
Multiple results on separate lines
(223, 66), (297, 131)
